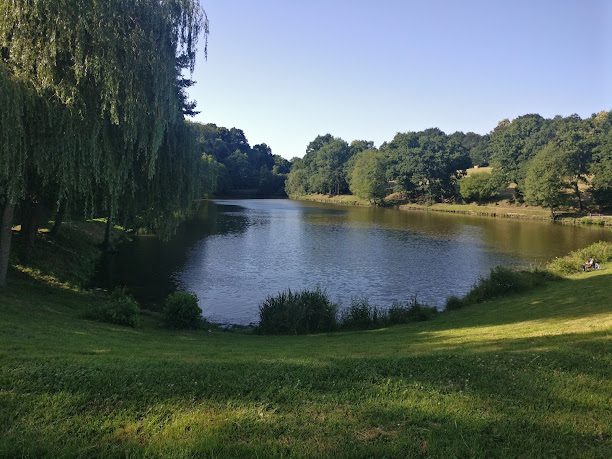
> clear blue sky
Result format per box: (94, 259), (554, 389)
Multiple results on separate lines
(188, 0), (611, 159)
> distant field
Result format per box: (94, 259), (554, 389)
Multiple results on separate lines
(466, 166), (493, 175)
(1, 267), (611, 457)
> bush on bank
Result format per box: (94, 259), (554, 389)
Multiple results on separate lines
(163, 291), (203, 329)
(85, 288), (140, 327)
(258, 291), (438, 334)
(258, 288), (338, 335)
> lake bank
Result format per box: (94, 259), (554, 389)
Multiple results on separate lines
(295, 194), (612, 227)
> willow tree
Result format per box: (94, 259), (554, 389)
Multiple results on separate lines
(0, 0), (207, 286)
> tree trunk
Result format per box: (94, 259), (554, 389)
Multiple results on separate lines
(103, 212), (113, 251)
(50, 199), (67, 237)
(0, 202), (15, 288)
(550, 207), (556, 220)
(573, 182), (583, 212)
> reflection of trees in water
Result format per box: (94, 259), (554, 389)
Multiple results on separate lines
(94, 201), (251, 306)
(302, 203), (611, 261)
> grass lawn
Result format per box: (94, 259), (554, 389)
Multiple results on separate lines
(1, 269), (611, 457)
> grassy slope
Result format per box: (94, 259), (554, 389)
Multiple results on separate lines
(1, 271), (611, 458)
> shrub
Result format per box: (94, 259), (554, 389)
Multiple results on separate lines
(459, 173), (500, 203)
(86, 288), (140, 327)
(463, 266), (556, 305)
(386, 298), (438, 324)
(338, 297), (438, 330)
(339, 298), (383, 330)
(445, 295), (465, 311)
(547, 241), (612, 275)
(258, 288), (337, 335)
(163, 291), (202, 329)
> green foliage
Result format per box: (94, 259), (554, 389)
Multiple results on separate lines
(285, 135), (353, 196)
(338, 297), (438, 330)
(382, 128), (470, 201)
(163, 291), (202, 329)
(547, 241), (612, 275)
(386, 298), (438, 323)
(257, 288), (338, 334)
(445, 295), (465, 310)
(338, 298), (383, 330)
(287, 111), (610, 215)
(189, 123), (288, 196)
(0, 64), (27, 204)
(348, 150), (388, 203)
(523, 143), (568, 215)
(1, 0), (206, 206)
(87, 288), (140, 328)
(459, 173), (500, 202)
(284, 166), (309, 197)
(462, 267), (557, 305)
(590, 121), (612, 210)
(489, 114), (554, 188)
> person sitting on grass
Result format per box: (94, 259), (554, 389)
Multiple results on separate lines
(582, 257), (601, 271)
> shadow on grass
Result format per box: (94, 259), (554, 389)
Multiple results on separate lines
(2, 271), (611, 456)
(2, 325), (610, 457)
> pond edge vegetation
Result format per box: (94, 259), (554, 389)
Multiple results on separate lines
(254, 240), (610, 334)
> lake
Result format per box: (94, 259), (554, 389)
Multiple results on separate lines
(98, 199), (612, 325)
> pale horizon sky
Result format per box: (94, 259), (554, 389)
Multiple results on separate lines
(187, 0), (611, 159)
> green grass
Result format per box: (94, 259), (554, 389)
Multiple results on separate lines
(1, 268), (611, 457)
(296, 193), (612, 227)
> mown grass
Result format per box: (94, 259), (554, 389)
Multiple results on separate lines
(1, 267), (611, 457)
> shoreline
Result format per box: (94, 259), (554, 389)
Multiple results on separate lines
(294, 194), (612, 227)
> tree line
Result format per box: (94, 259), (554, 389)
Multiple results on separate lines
(190, 123), (290, 197)
(0, 1), (212, 287)
(286, 112), (612, 216)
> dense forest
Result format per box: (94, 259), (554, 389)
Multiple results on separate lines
(286, 112), (612, 215)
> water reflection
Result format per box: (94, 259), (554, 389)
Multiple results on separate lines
(98, 199), (611, 324)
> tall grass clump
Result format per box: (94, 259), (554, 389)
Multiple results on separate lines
(163, 291), (203, 329)
(447, 266), (558, 310)
(547, 241), (612, 274)
(339, 297), (383, 330)
(386, 297), (438, 323)
(258, 288), (338, 334)
(338, 297), (437, 330)
(85, 288), (140, 327)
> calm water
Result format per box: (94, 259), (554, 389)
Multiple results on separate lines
(98, 199), (611, 325)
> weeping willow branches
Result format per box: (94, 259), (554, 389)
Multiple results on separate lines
(0, 0), (210, 285)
